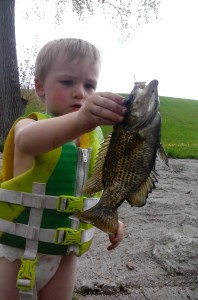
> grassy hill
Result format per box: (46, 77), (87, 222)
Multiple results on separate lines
(160, 96), (198, 158)
(101, 95), (198, 159)
(1, 94), (197, 158)
(17, 93), (198, 159)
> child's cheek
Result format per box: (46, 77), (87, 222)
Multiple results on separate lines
(52, 88), (69, 107)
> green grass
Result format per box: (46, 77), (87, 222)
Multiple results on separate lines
(160, 96), (198, 159)
(24, 93), (198, 159)
(101, 95), (198, 159)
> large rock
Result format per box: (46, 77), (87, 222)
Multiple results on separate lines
(152, 233), (198, 275)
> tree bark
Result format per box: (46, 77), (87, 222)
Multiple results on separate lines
(0, 0), (24, 143)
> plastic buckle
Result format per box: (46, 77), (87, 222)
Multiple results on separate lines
(54, 228), (83, 245)
(16, 257), (38, 291)
(57, 195), (85, 213)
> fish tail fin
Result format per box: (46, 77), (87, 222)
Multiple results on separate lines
(74, 205), (118, 234)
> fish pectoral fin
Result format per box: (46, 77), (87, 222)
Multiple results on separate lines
(74, 205), (118, 235)
(158, 143), (169, 166)
(126, 170), (158, 207)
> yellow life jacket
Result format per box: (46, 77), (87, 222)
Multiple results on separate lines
(0, 112), (104, 297)
(0, 112), (103, 257)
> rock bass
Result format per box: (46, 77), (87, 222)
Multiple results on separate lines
(75, 80), (168, 234)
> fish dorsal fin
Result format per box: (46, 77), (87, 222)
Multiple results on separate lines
(126, 170), (158, 207)
(83, 132), (112, 195)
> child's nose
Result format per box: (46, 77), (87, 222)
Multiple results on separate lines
(73, 84), (85, 99)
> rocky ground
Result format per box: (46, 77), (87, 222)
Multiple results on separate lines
(0, 154), (197, 299)
(75, 159), (198, 299)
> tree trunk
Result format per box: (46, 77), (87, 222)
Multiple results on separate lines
(0, 0), (24, 144)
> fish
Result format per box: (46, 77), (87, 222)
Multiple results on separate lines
(74, 80), (168, 234)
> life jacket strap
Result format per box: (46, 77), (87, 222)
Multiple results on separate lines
(0, 219), (95, 245)
(0, 188), (98, 212)
(16, 182), (46, 300)
(18, 286), (37, 300)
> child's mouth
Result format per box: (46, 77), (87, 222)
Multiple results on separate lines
(71, 104), (82, 111)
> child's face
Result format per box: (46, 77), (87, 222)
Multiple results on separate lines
(36, 57), (100, 116)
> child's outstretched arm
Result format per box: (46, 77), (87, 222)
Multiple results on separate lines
(14, 92), (125, 156)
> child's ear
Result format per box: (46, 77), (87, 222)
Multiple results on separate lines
(35, 78), (45, 97)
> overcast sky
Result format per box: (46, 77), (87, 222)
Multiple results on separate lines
(15, 0), (198, 100)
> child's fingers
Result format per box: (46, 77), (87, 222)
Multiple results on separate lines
(99, 92), (125, 105)
(90, 105), (125, 124)
(87, 93), (126, 124)
(107, 240), (119, 251)
(78, 92), (126, 130)
(107, 221), (125, 251)
(107, 234), (122, 250)
(95, 95), (126, 115)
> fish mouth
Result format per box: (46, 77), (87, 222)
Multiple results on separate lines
(148, 79), (158, 89)
(123, 79), (159, 130)
(134, 79), (159, 107)
(146, 80), (159, 111)
(146, 80), (159, 103)
(124, 80), (158, 107)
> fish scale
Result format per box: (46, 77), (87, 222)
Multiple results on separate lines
(74, 80), (168, 234)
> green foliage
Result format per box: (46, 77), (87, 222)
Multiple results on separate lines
(24, 92), (45, 116)
(101, 95), (198, 159)
(44, 0), (159, 42)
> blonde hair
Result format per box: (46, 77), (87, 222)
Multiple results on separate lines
(34, 38), (101, 82)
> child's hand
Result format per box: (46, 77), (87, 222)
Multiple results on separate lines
(77, 92), (126, 132)
(107, 221), (125, 251)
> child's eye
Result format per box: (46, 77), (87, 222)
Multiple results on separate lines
(60, 80), (73, 86)
(85, 83), (95, 90)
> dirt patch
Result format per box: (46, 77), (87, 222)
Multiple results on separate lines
(0, 155), (197, 299)
(75, 159), (198, 299)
